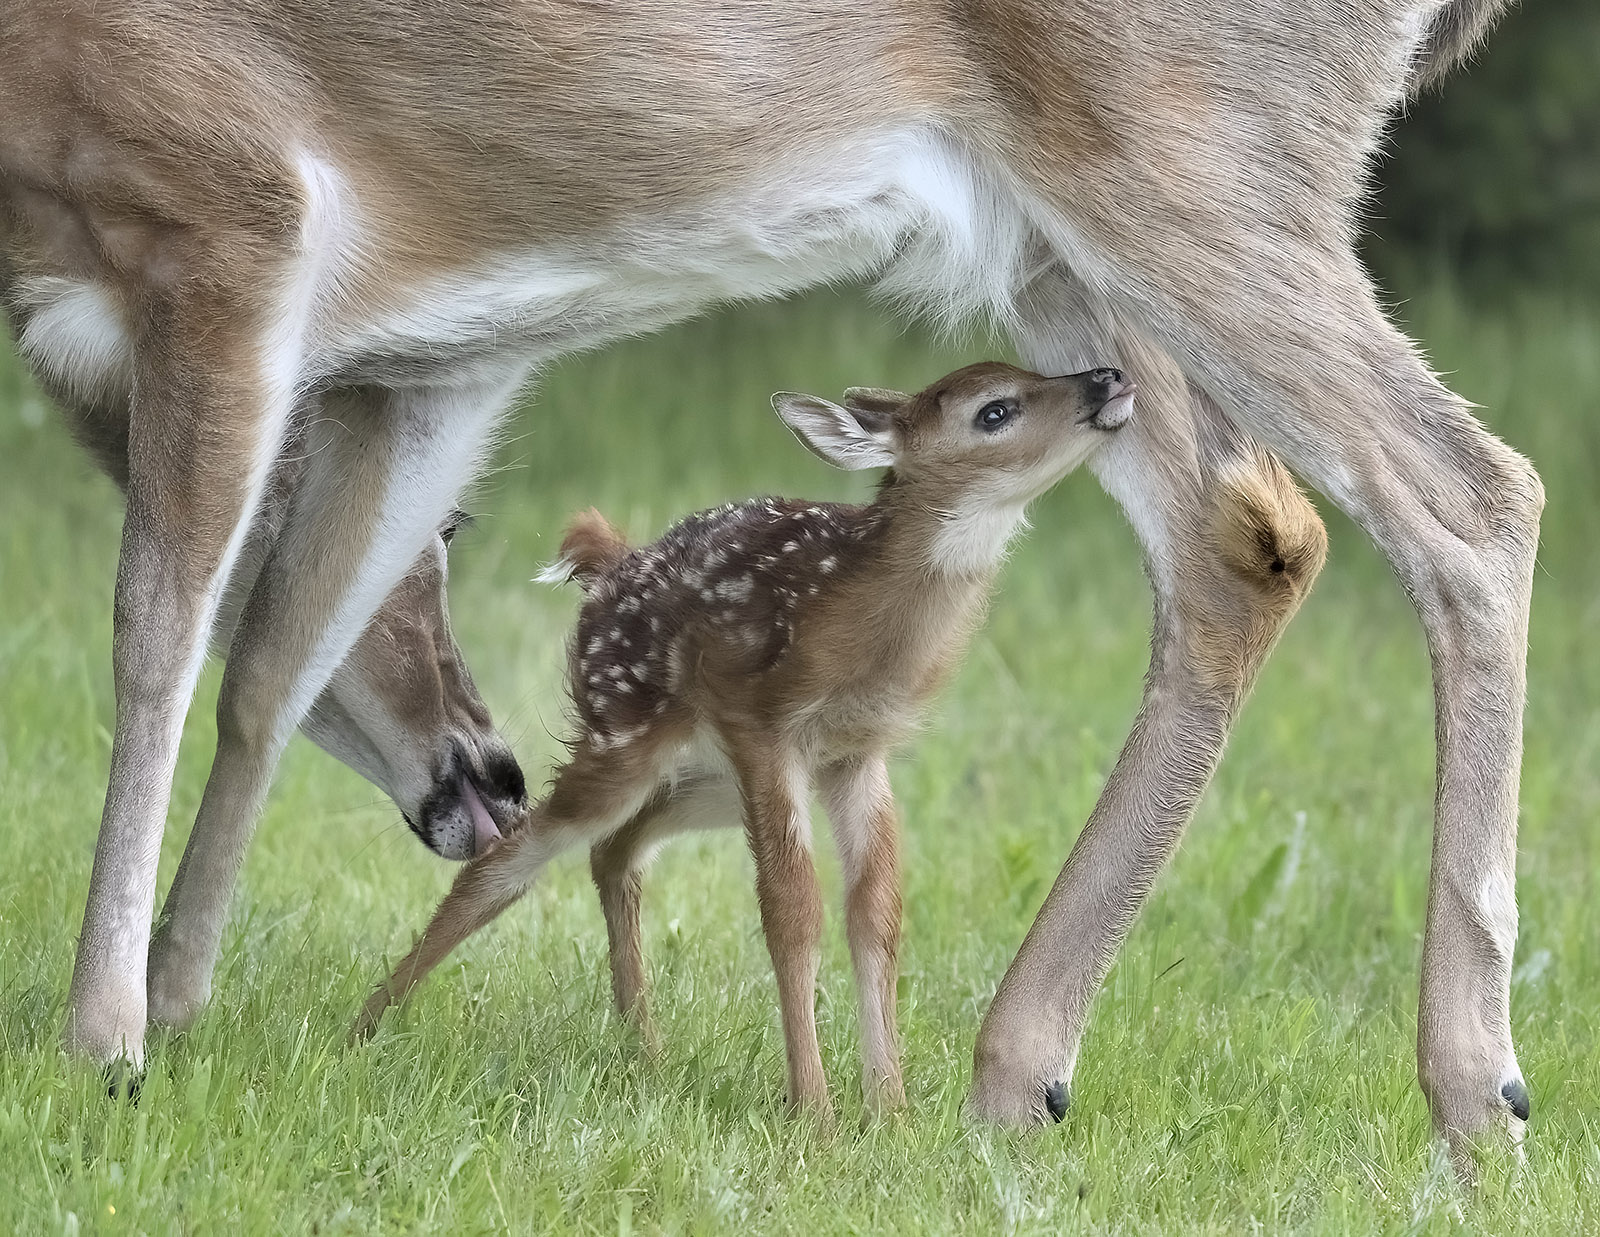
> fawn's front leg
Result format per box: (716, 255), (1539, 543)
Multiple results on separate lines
(819, 755), (904, 1115)
(733, 746), (828, 1115)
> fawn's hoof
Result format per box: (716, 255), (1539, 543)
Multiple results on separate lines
(104, 1059), (143, 1104)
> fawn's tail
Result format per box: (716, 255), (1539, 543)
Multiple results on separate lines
(535, 507), (631, 591)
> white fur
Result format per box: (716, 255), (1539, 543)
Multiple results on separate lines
(265, 153), (358, 404)
(822, 759), (893, 885)
(15, 277), (132, 404)
(203, 153), (363, 753)
(535, 555), (578, 586)
(1474, 870), (1519, 962)
(774, 392), (896, 471)
(333, 127), (1036, 382)
(623, 776), (746, 872)
(779, 755), (816, 851)
(927, 500), (1030, 576)
(665, 726), (739, 791)
(272, 371), (525, 757)
(1395, 2), (1452, 88)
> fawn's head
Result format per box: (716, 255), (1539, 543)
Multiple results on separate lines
(773, 362), (1134, 514)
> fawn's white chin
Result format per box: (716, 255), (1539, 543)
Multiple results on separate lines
(1092, 389), (1137, 431)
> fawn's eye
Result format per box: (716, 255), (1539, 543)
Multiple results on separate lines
(976, 401), (1012, 431)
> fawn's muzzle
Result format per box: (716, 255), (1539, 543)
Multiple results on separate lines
(1084, 368), (1137, 430)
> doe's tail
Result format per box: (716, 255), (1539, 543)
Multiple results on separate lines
(535, 508), (631, 591)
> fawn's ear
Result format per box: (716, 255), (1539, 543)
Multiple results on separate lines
(842, 387), (911, 420)
(772, 392), (899, 471)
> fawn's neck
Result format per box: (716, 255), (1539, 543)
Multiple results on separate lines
(824, 478), (1026, 684)
(869, 473), (1028, 583)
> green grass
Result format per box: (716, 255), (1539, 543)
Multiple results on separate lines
(2, 285), (1599, 1234)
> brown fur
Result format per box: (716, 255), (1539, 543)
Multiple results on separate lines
(560, 508), (632, 591)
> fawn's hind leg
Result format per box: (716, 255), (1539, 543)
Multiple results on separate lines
(353, 738), (668, 1039)
(589, 775), (743, 1049)
(818, 755), (904, 1115)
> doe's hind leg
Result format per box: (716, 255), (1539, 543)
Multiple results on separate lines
(970, 278), (1327, 1127)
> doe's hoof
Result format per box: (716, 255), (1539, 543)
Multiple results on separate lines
(1501, 1078), (1531, 1123)
(104, 1059), (143, 1104)
(1044, 1080), (1070, 1123)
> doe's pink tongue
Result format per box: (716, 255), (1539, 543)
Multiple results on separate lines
(462, 780), (503, 854)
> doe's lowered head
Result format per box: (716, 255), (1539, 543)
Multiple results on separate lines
(298, 512), (528, 862)
(772, 361), (1135, 506)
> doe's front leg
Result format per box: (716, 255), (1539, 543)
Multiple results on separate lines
(66, 300), (296, 1073)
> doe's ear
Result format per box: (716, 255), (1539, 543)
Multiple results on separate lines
(772, 391), (898, 471)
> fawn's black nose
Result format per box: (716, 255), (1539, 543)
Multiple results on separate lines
(1088, 368), (1124, 389)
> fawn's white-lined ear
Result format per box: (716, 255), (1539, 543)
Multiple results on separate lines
(772, 392), (898, 471)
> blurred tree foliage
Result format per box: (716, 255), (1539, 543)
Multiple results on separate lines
(1369, 0), (1600, 294)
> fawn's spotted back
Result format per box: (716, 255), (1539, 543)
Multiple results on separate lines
(570, 498), (888, 750)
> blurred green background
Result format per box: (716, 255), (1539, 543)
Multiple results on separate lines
(1370, 0), (1600, 293)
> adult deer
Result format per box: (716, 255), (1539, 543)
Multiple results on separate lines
(0, 0), (1530, 1167)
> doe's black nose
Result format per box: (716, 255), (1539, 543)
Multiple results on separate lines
(480, 747), (528, 805)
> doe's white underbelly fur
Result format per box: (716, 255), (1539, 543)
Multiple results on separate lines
(332, 126), (1040, 385)
(17, 129), (1046, 409)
